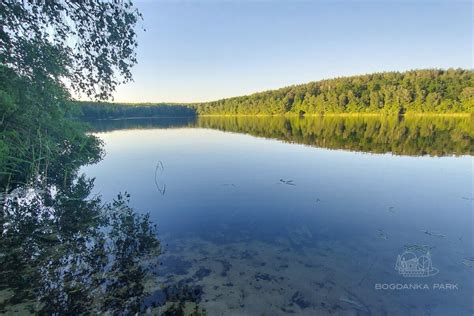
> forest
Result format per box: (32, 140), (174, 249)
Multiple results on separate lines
(77, 101), (196, 119)
(77, 69), (473, 119)
(194, 69), (473, 115)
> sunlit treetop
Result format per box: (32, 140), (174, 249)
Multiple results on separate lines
(0, 0), (142, 100)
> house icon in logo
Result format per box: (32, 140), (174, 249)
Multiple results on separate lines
(395, 251), (439, 277)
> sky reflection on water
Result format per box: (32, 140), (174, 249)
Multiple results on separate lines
(83, 117), (473, 315)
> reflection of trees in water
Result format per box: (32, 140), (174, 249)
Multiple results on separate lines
(197, 115), (472, 156)
(0, 176), (160, 314)
(86, 115), (471, 156)
(1, 173), (206, 314)
(86, 116), (197, 133)
(0, 124), (207, 314)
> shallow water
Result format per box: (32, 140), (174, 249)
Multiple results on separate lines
(83, 116), (473, 315)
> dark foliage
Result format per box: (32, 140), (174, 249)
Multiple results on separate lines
(1, 0), (142, 100)
(0, 65), (103, 190)
(77, 101), (196, 119)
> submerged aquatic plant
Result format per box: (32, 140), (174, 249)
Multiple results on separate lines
(376, 229), (388, 240)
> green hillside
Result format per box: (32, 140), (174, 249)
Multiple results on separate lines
(76, 69), (473, 119)
(194, 69), (473, 115)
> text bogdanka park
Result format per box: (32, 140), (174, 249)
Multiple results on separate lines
(375, 283), (458, 290)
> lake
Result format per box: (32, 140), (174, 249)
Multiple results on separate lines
(83, 115), (473, 315)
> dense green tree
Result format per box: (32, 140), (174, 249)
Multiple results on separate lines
(192, 69), (473, 115)
(77, 101), (196, 119)
(0, 1), (142, 189)
(0, 65), (103, 189)
(1, 0), (142, 100)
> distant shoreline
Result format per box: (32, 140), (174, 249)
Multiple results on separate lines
(81, 112), (471, 121)
(198, 113), (472, 117)
(82, 115), (196, 121)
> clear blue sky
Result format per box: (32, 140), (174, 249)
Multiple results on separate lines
(111, 0), (472, 103)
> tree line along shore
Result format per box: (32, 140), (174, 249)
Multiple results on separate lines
(77, 69), (473, 119)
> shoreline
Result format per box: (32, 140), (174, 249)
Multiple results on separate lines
(80, 112), (471, 120)
(198, 113), (471, 118)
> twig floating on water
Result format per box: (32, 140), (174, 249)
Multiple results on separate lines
(222, 183), (237, 187)
(421, 230), (446, 238)
(341, 289), (371, 314)
(403, 244), (435, 252)
(339, 296), (364, 309)
(462, 257), (474, 268)
(279, 178), (295, 186)
(154, 161), (166, 196)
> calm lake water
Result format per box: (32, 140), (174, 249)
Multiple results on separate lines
(83, 116), (473, 315)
